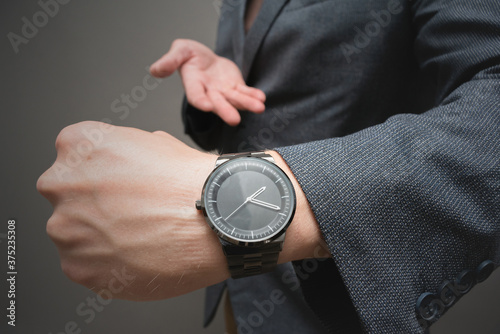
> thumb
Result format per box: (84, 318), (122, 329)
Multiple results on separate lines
(150, 39), (194, 78)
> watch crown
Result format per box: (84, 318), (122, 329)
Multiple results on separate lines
(195, 200), (202, 210)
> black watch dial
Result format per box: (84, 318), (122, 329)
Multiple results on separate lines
(203, 157), (296, 242)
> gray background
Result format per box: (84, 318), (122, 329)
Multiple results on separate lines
(1, 0), (499, 333)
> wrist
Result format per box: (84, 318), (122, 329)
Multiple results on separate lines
(194, 149), (329, 283)
(265, 151), (331, 263)
(192, 152), (231, 279)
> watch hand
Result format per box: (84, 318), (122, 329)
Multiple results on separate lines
(249, 198), (281, 211)
(249, 186), (266, 200)
(225, 187), (267, 221)
(225, 199), (249, 221)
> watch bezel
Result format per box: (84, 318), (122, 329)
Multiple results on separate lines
(198, 156), (296, 247)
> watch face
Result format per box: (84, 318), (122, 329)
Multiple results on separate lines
(203, 157), (296, 243)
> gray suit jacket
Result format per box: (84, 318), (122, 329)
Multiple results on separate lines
(183, 0), (500, 332)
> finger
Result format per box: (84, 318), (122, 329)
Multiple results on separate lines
(183, 75), (214, 111)
(207, 90), (241, 126)
(236, 84), (266, 102)
(150, 40), (193, 78)
(223, 89), (266, 114)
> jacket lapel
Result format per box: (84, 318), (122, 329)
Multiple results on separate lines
(242, 0), (289, 80)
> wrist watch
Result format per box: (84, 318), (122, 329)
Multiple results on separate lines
(196, 152), (296, 279)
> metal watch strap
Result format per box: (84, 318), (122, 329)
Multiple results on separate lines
(217, 152), (283, 279)
(220, 235), (285, 279)
(215, 151), (274, 167)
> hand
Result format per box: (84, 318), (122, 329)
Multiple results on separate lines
(150, 39), (266, 126)
(37, 121), (227, 301)
(37, 122), (328, 301)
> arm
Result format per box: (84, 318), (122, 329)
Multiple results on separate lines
(274, 0), (500, 332)
(36, 122), (324, 301)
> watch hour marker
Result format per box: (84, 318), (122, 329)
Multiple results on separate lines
(268, 225), (273, 231)
(209, 200), (216, 203)
(226, 168), (231, 175)
(215, 217), (222, 221)
(214, 182), (221, 187)
(262, 166), (266, 172)
(232, 227), (235, 234)
(278, 213), (286, 216)
(281, 195), (289, 198)
(275, 178), (281, 183)
(251, 231), (254, 238)
(245, 162), (248, 170)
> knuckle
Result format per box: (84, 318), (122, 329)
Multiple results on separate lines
(77, 120), (101, 128)
(36, 169), (60, 201)
(61, 260), (87, 285)
(171, 39), (197, 60)
(46, 214), (78, 247)
(55, 121), (102, 151)
(55, 124), (81, 150)
(152, 130), (169, 137)
(60, 261), (75, 281)
(171, 38), (187, 50)
(36, 172), (49, 194)
(46, 215), (63, 241)
(62, 261), (100, 288)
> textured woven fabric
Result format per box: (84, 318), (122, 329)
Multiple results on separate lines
(276, 1), (500, 332)
(184, 0), (500, 332)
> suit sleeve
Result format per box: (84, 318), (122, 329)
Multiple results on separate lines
(181, 96), (223, 151)
(275, 0), (500, 332)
